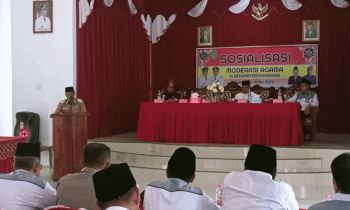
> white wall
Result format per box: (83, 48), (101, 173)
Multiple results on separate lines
(11, 0), (76, 146)
(0, 0), (13, 136)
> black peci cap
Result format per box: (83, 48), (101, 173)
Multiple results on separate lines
(16, 143), (40, 158)
(93, 163), (136, 202)
(242, 80), (251, 86)
(65, 86), (75, 93)
(301, 79), (312, 86)
(244, 145), (277, 174)
(167, 147), (196, 180)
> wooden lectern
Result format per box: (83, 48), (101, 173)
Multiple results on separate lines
(50, 113), (89, 181)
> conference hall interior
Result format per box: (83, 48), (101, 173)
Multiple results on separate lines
(0, 0), (349, 209)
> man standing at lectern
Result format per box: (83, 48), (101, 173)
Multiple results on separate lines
(55, 86), (87, 114)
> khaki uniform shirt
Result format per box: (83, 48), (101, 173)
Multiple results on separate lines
(55, 97), (87, 114)
(56, 167), (98, 210)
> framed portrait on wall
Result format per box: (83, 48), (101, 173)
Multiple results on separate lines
(198, 26), (212, 46)
(33, 1), (53, 33)
(302, 20), (319, 42)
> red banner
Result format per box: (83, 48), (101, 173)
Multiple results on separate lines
(196, 45), (318, 88)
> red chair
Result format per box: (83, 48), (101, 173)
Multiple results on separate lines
(139, 200), (144, 210)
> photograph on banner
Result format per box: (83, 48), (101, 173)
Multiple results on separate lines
(196, 45), (318, 88)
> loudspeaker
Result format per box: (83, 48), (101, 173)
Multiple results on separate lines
(14, 112), (40, 146)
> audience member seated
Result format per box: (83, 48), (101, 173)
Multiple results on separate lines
(0, 143), (56, 210)
(233, 80), (260, 101)
(142, 147), (220, 210)
(164, 80), (180, 102)
(56, 143), (111, 210)
(308, 153), (350, 210)
(93, 163), (140, 210)
(222, 145), (298, 210)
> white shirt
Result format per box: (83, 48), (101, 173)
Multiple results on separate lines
(222, 170), (298, 210)
(286, 92), (319, 111)
(144, 178), (220, 210)
(234, 91), (260, 100)
(211, 76), (226, 87)
(105, 207), (129, 210)
(35, 15), (51, 31)
(333, 193), (350, 202)
(0, 169), (56, 210)
(198, 76), (212, 89)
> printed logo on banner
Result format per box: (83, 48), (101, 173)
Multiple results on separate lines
(300, 45), (317, 64)
(200, 52), (208, 60)
(210, 51), (218, 60)
(303, 48), (315, 58)
(197, 49), (212, 67)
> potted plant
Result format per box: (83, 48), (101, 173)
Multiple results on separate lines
(206, 82), (224, 103)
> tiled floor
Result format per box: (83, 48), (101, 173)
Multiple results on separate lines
(39, 132), (349, 209)
(89, 132), (350, 150)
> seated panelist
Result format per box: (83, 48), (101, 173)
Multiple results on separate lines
(234, 80), (260, 101)
(164, 80), (180, 102)
(55, 87), (87, 114)
(286, 79), (319, 118)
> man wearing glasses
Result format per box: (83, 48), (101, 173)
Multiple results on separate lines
(0, 143), (56, 210)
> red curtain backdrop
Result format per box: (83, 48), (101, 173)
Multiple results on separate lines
(77, 0), (349, 138)
(150, 0), (350, 134)
(77, 0), (150, 138)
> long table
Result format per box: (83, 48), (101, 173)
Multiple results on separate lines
(0, 136), (27, 174)
(137, 102), (304, 146)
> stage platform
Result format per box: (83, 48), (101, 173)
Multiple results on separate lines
(87, 132), (350, 209)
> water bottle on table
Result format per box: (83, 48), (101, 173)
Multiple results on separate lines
(323, 194), (331, 201)
(157, 90), (162, 99)
(278, 89), (282, 99)
(216, 184), (223, 206)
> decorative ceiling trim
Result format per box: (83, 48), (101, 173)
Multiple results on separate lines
(329, 0), (349, 8)
(187, 0), (209, 17)
(282, 0), (302, 11)
(79, 0), (94, 28)
(141, 14), (177, 44)
(229, 0), (250, 14)
(128, 0), (138, 15)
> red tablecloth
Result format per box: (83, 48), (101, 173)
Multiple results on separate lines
(137, 102), (304, 146)
(0, 136), (27, 174)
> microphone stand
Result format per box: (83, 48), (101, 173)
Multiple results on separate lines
(69, 97), (73, 114)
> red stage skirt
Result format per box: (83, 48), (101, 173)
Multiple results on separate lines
(137, 102), (304, 146)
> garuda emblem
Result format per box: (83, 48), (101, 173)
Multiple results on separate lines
(252, 3), (268, 20)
